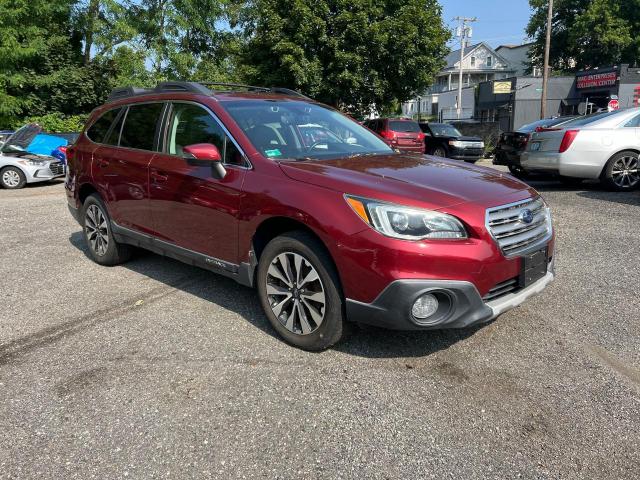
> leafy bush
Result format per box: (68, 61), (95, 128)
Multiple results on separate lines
(11, 113), (86, 133)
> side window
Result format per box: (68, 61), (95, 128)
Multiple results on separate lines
(168, 103), (245, 166)
(103, 110), (125, 146)
(486, 56), (492, 67)
(86, 108), (121, 143)
(120, 103), (163, 151)
(624, 114), (640, 128)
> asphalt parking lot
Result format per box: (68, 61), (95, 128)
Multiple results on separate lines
(1, 164), (639, 479)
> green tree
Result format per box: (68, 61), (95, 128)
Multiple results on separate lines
(236, 0), (450, 116)
(527, 0), (640, 71)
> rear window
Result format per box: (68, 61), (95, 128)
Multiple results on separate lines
(388, 120), (421, 133)
(86, 108), (121, 143)
(559, 111), (619, 128)
(119, 103), (164, 151)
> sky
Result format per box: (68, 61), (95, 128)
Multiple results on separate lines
(439, 0), (534, 49)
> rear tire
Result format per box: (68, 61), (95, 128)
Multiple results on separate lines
(0, 166), (26, 189)
(432, 147), (447, 158)
(82, 194), (133, 266)
(256, 231), (351, 351)
(600, 151), (640, 191)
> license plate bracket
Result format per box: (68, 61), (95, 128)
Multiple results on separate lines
(519, 248), (548, 288)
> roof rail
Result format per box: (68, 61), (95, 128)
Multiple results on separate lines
(107, 86), (152, 101)
(107, 81), (311, 102)
(198, 82), (270, 92)
(154, 81), (212, 95)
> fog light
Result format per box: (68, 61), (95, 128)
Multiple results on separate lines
(411, 293), (439, 319)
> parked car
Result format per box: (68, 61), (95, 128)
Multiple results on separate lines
(493, 117), (576, 178)
(419, 122), (484, 163)
(66, 82), (555, 351)
(521, 108), (640, 190)
(0, 124), (66, 189)
(362, 117), (425, 153)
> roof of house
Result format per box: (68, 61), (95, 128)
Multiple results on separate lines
(442, 42), (512, 71)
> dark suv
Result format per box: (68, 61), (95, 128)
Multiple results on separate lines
(66, 82), (555, 351)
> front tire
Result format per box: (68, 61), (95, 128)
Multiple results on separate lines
(82, 194), (133, 266)
(601, 151), (640, 191)
(256, 231), (350, 351)
(0, 166), (26, 189)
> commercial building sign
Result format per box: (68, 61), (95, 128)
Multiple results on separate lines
(493, 81), (512, 94)
(576, 71), (618, 89)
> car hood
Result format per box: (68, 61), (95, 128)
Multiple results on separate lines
(278, 153), (535, 210)
(1, 123), (42, 153)
(455, 136), (483, 142)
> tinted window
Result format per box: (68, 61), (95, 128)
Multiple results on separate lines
(167, 103), (244, 166)
(86, 108), (121, 143)
(560, 111), (619, 128)
(389, 121), (421, 133)
(429, 124), (462, 137)
(221, 100), (392, 161)
(120, 103), (163, 151)
(103, 111), (125, 146)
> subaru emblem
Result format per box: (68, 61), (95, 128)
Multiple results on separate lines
(519, 208), (534, 224)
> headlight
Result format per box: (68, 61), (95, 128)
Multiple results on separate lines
(449, 140), (465, 148)
(345, 195), (467, 240)
(479, 141), (485, 148)
(18, 159), (48, 166)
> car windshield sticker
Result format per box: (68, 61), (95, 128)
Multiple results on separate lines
(264, 149), (282, 157)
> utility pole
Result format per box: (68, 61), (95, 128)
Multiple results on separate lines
(454, 16), (477, 120)
(540, 0), (553, 119)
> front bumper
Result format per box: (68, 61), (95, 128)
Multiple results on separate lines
(449, 146), (484, 162)
(24, 162), (66, 183)
(346, 258), (555, 330)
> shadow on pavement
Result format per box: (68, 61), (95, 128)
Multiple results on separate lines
(69, 231), (480, 358)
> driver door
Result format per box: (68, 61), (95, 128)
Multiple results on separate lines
(148, 102), (248, 264)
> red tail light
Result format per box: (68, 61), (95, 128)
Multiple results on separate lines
(559, 130), (579, 153)
(379, 130), (397, 142)
(417, 132), (425, 142)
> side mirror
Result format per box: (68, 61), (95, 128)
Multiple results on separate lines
(183, 143), (226, 179)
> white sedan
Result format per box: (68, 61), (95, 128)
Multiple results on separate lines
(0, 124), (66, 189)
(521, 108), (640, 191)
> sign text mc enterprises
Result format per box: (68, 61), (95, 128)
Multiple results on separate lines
(576, 71), (617, 89)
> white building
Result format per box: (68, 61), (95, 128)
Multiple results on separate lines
(403, 42), (537, 121)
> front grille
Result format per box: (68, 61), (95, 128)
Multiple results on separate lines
(49, 162), (65, 176)
(483, 277), (519, 302)
(486, 197), (551, 257)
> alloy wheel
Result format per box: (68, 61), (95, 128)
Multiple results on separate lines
(266, 252), (326, 335)
(85, 204), (109, 256)
(611, 155), (639, 188)
(2, 170), (21, 188)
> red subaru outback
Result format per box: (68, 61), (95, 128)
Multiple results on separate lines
(66, 82), (555, 350)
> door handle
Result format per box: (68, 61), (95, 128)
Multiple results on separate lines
(97, 159), (109, 168)
(151, 170), (168, 183)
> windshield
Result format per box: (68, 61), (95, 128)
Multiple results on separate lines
(429, 124), (462, 137)
(389, 120), (420, 133)
(221, 100), (393, 160)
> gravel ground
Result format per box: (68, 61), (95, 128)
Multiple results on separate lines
(0, 166), (638, 479)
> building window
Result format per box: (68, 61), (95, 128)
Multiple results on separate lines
(470, 56), (476, 67)
(487, 56), (493, 67)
